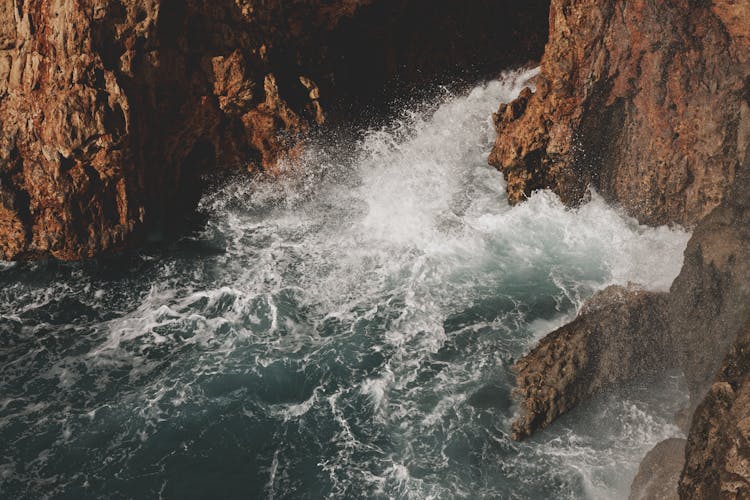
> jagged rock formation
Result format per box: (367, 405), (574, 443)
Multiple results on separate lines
(0, 0), (549, 261)
(495, 0), (750, 497)
(0, 0), (324, 260)
(668, 182), (750, 404)
(511, 175), (750, 496)
(511, 286), (671, 439)
(510, 189), (750, 437)
(680, 321), (750, 498)
(489, 0), (750, 227)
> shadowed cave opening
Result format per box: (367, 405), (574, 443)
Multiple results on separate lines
(150, 0), (552, 243)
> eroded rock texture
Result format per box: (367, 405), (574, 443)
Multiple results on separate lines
(0, 0), (550, 261)
(489, 0), (750, 227)
(0, 0), (324, 260)
(493, 1), (750, 496)
(511, 286), (671, 440)
(680, 322), (750, 499)
(668, 184), (750, 405)
(511, 173), (750, 494)
(629, 438), (685, 500)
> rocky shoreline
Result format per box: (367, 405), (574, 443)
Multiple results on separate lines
(2, 0), (750, 497)
(499, 0), (750, 497)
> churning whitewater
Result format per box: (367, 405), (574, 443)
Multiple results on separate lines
(0, 68), (691, 499)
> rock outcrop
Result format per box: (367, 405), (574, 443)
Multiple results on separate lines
(630, 438), (685, 500)
(667, 181), (750, 405)
(669, 176), (750, 498)
(0, 0), (325, 260)
(495, 1), (750, 496)
(511, 286), (671, 440)
(489, 0), (750, 227)
(0, 0), (550, 261)
(510, 166), (750, 495)
(680, 321), (750, 498)
(510, 182), (750, 441)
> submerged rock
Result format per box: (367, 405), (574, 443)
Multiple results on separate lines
(511, 285), (671, 440)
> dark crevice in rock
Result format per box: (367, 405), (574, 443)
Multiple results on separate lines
(0, 160), (32, 258)
(0, 0), (551, 261)
(311, 0), (551, 124)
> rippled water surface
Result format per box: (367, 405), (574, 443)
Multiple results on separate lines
(1, 69), (691, 499)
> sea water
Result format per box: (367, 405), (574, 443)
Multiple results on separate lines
(0, 68), (691, 499)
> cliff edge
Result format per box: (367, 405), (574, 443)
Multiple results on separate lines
(0, 0), (549, 260)
(490, 0), (749, 227)
(496, 1), (750, 498)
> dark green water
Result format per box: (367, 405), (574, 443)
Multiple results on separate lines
(0, 69), (690, 499)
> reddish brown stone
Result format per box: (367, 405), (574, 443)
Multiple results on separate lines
(511, 285), (671, 440)
(0, 0), (550, 261)
(490, 0), (750, 227)
(680, 321), (750, 499)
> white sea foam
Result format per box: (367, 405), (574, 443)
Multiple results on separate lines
(0, 67), (691, 499)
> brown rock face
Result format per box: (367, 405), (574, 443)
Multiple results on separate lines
(0, 0), (319, 260)
(509, 179), (750, 495)
(629, 438), (685, 500)
(489, 0), (750, 227)
(667, 186), (750, 404)
(680, 322), (750, 499)
(511, 285), (671, 440)
(492, 0), (750, 495)
(668, 176), (750, 498)
(0, 0), (550, 261)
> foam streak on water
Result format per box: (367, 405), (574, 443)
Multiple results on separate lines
(0, 68), (690, 499)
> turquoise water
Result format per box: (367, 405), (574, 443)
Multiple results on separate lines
(0, 69), (690, 499)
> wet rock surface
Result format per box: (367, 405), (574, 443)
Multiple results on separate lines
(489, 0), (750, 227)
(0, 0), (549, 261)
(512, 174), (750, 497)
(667, 185), (750, 405)
(494, 1), (750, 497)
(629, 438), (685, 500)
(511, 285), (671, 440)
(680, 322), (750, 499)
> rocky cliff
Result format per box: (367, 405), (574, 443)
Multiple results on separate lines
(0, 0), (549, 261)
(495, 0), (750, 498)
(512, 182), (750, 497)
(680, 320), (750, 498)
(672, 178), (750, 498)
(0, 0), (325, 260)
(490, 0), (750, 227)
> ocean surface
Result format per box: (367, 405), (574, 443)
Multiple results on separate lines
(0, 68), (692, 499)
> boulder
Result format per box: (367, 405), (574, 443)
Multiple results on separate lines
(512, 285), (671, 440)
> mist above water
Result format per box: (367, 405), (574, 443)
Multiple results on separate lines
(0, 68), (690, 499)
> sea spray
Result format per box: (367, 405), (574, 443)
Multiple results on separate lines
(0, 68), (690, 499)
